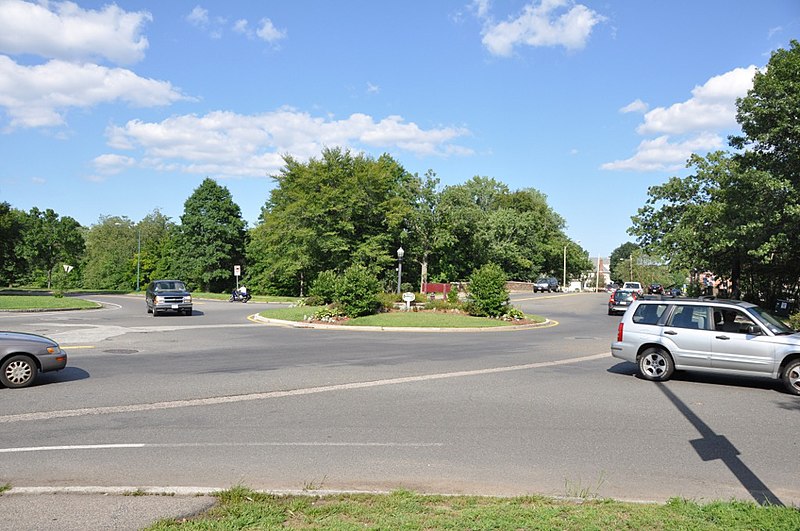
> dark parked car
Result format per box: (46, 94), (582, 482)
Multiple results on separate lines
(1, 331), (67, 388)
(608, 289), (637, 315)
(533, 277), (560, 293)
(648, 283), (664, 295)
(145, 280), (193, 316)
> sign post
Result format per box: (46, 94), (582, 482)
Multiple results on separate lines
(234, 265), (241, 290)
(402, 291), (415, 311)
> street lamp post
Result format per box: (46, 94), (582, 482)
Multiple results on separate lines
(562, 245), (567, 289)
(396, 247), (405, 294)
(136, 227), (141, 291)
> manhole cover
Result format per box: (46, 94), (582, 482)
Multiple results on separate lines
(103, 349), (139, 354)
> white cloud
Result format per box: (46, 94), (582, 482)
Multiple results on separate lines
(637, 66), (757, 135)
(256, 18), (286, 43)
(366, 82), (380, 94)
(620, 99), (648, 114)
(92, 154), (136, 175)
(471, 0), (491, 19)
(104, 109), (473, 178)
(186, 6), (209, 28)
(480, 0), (605, 56)
(603, 66), (758, 172)
(601, 133), (724, 172)
(0, 57), (188, 129)
(0, 0), (151, 65)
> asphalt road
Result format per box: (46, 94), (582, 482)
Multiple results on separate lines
(1, 291), (798, 529)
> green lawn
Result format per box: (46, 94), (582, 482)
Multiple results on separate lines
(258, 306), (544, 328)
(0, 295), (100, 310)
(146, 487), (800, 530)
(193, 292), (302, 304)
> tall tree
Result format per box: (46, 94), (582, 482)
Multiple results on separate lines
(249, 148), (412, 295)
(82, 216), (137, 290)
(0, 202), (25, 286)
(175, 178), (246, 292)
(19, 207), (84, 288)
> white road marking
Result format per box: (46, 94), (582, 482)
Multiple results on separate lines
(0, 352), (610, 425)
(0, 442), (443, 454)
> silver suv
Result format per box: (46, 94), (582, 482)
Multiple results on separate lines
(611, 297), (800, 395)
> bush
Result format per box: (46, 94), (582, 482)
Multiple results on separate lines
(447, 284), (460, 304)
(789, 312), (800, 331)
(335, 264), (381, 318)
(308, 305), (346, 322)
(466, 263), (509, 317)
(309, 270), (339, 304)
(303, 295), (325, 306)
(400, 282), (415, 293)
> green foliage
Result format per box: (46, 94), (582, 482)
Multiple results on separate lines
(175, 178), (246, 292)
(788, 312), (800, 331)
(335, 264), (381, 318)
(309, 306), (346, 322)
(308, 269), (339, 304)
(629, 42), (800, 307)
(466, 263), (509, 317)
(447, 284), (460, 303)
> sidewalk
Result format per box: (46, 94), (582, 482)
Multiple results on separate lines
(0, 488), (217, 531)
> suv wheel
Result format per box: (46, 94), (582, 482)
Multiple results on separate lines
(638, 347), (674, 381)
(783, 359), (800, 396)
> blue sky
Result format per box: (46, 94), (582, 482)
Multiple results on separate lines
(1, 1), (798, 257)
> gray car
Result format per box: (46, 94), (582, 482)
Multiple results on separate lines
(611, 297), (800, 395)
(1, 331), (67, 388)
(145, 280), (193, 316)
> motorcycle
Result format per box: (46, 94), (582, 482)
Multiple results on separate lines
(229, 289), (252, 303)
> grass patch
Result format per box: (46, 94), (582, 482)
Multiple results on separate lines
(259, 305), (325, 321)
(348, 311), (543, 328)
(0, 295), (100, 311)
(146, 487), (800, 530)
(258, 306), (545, 328)
(0, 483), (10, 495)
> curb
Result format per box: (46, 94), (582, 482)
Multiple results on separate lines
(250, 314), (557, 332)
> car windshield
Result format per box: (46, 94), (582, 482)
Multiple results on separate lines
(748, 306), (796, 335)
(614, 291), (634, 301)
(156, 281), (186, 291)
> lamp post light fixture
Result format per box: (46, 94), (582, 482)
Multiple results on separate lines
(396, 246), (405, 294)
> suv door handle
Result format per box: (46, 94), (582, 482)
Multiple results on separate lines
(715, 335), (730, 340)
(664, 330), (677, 335)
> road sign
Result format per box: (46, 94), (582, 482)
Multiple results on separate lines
(234, 265), (241, 277)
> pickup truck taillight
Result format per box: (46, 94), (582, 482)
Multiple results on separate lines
(617, 322), (624, 342)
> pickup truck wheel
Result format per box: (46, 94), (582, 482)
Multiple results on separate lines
(783, 359), (800, 396)
(1, 355), (36, 388)
(638, 347), (674, 381)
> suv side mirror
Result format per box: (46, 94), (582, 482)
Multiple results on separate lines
(746, 324), (762, 336)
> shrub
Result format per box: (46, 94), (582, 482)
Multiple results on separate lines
(335, 264), (381, 318)
(789, 311), (800, 331)
(447, 285), (459, 304)
(309, 270), (339, 304)
(303, 295), (325, 306)
(400, 282), (415, 293)
(466, 263), (509, 317)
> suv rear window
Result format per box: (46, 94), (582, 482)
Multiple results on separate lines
(632, 303), (667, 325)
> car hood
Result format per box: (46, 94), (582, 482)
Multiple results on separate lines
(769, 332), (800, 345)
(0, 331), (58, 346)
(153, 290), (191, 296)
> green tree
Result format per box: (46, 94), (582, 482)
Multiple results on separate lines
(0, 202), (25, 286)
(609, 242), (639, 285)
(82, 216), (137, 290)
(19, 207), (84, 288)
(175, 178), (247, 292)
(250, 148), (412, 296)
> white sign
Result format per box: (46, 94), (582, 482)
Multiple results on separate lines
(402, 292), (415, 302)
(234, 265), (241, 277)
(62, 264), (74, 273)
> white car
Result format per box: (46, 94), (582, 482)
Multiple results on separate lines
(622, 282), (644, 295)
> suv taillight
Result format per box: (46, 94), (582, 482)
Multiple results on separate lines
(617, 322), (624, 342)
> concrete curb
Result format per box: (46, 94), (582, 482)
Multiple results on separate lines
(250, 314), (557, 332)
